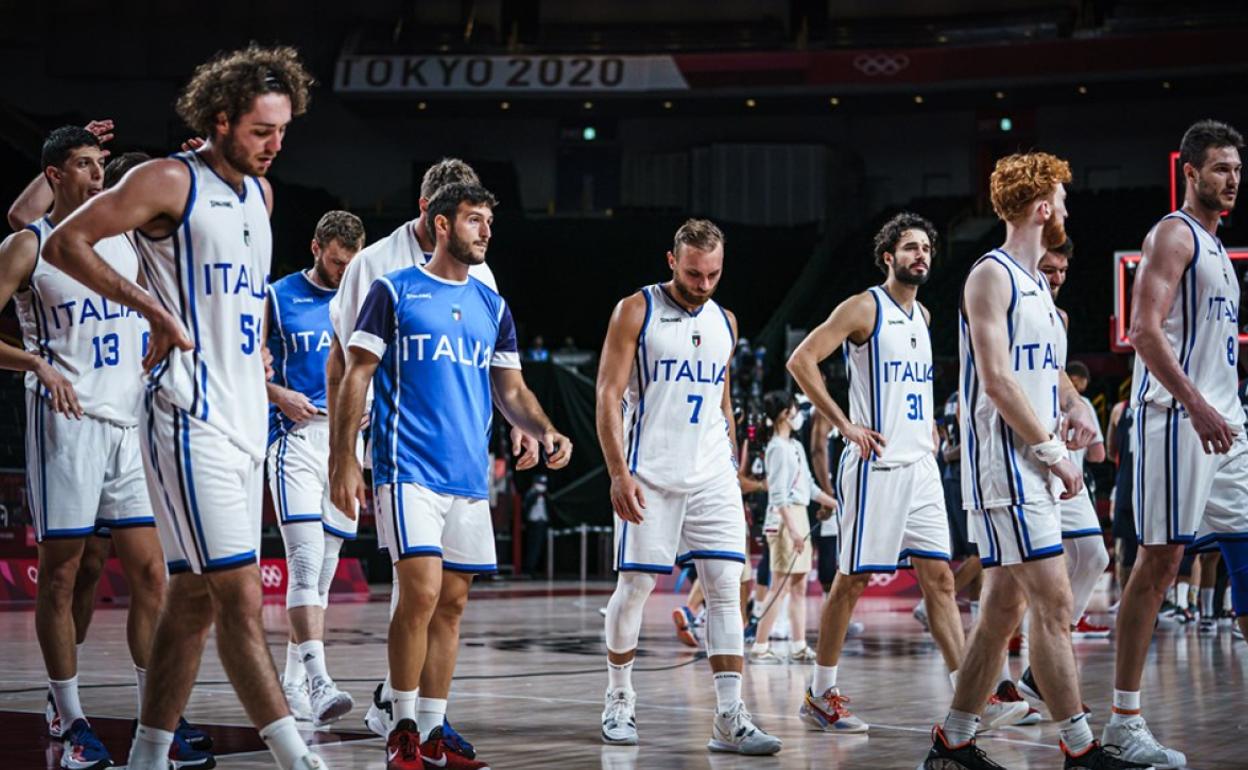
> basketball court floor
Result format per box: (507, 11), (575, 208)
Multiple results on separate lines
(3, 582), (1243, 769)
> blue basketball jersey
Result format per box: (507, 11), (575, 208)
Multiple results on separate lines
(265, 270), (336, 445)
(350, 264), (520, 499)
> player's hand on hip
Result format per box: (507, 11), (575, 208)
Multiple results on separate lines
(1050, 457), (1084, 500)
(844, 423), (886, 459)
(35, 362), (83, 419)
(511, 426), (540, 471)
(142, 309), (193, 372)
(1188, 397), (1234, 454)
(610, 474), (646, 524)
(329, 456), (366, 520)
(278, 389), (319, 423)
(1061, 403), (1099, 450)
(541, 429), (573, 469)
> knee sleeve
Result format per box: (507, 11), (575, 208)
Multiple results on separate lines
(1218, 540), (1248, 614)
(604, 571), (657, 653)
(696, 559), (745, 657)
(1064, 536), (1110, 623)
(283, 524), (325, 609)
(319, 534), (344, 610)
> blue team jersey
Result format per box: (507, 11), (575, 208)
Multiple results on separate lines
(350, 264), (520, 499)
(266, 271), (336, 445)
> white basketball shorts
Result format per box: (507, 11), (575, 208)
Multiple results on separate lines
(266, 418), (358, 539)
(26, 390), (154, 542)
(613, 472), (747, 574)
(837, 452), (951, 574)
(1060, 489), (1102, 540)
(141, 391), (262, 574)
(971, 500), (1063, 568)
(375, 481), (497, 573)
(1133, 404), (1248, 550)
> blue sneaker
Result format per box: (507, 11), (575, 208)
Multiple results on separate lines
(744, 617), (759, 645)
(177, 717), (213, 752)
(169, 724), (215, 768)
(441, 718), (476, 759)
(60, 718), (113, 770)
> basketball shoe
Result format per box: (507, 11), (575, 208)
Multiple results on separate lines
(601, 688), (638, 745)
(922, 726), (1007, 769)
(310, 681), (354, 727)
(177, 717), (213, 752)
(284, 679), (314, 722)
(993, 680), (1041, 726)
(365, 683), (392, 737)
(672, 606), (699, 648)
(129, 718), (216, 768)
(1100, 716), (1185, 768)
(1072, 616), (1112, 639)
(1062, 740), (1154, 769)
(798, 687), (868, 733)
(385, 719), (422, 770)
(980, 691), (1032, 730)
(419, 726), (491, 770)
(707, 701), (782, 755)
(1017, 667), (1091, 715)
(60, 719), (113, 770)
(46, 691), (63, 738)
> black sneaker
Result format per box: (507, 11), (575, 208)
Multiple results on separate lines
(1063, 741), (1154, 769)
(923, 726), (1007, 769)
(1018, 667), (1044, 703)
(178, 716), (213, 752)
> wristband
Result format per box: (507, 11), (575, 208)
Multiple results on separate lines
(1031, 434), (1068, 467)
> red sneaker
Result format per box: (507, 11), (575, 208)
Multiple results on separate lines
(1072, 615), (1112, 639)
(421, 725), (491, 769)
(671, 607), (699, 648)
(1007, 633), (1024, 656)
(386, 719), (423, 770)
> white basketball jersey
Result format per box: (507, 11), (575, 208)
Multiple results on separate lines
(16, 217), (147, 425)
(1132, 209), (1240, 425)
(622, 284), (735, 493)
(134, 151), (272, 460)
(844, 286), (935, 466)
(960, 250), (1064, 510)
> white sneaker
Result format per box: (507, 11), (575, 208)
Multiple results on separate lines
(601, 688), (638, 745)
(1101, 715), (1186, 769)
(1198, 617), (1218, 636)
(748, 647), (785, 665)
(284, 680), (314, 722)
(45, 691), (62, 738)
(788, 645), (818, 663)
(310, 680), (354, 727)
(980, 694), (1031, 731)
(363, 682), (392, 737)
(708, 701), (782, 755)
(291, 752), (327, 769)
(798, 687), (868, 733)
(913, 600), (930, 632)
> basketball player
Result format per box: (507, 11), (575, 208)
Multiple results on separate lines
(266, 211), (365, 726)
(7, 120), (114, 231)
(921, 152), (1145, 770)
(1107, 119), (1248, 768)
(597, 219), (782, 756)
(787, 213), (1027, 734)
(330, 159), (518, 757)
(43, 46), (327, 770)
(329, 182), (571, 770)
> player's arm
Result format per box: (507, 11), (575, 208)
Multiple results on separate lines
(0, 231), (81, 417)
(720, 309), (741, 457)
(262, 290), (317, 421)
(1130, 219), (1233, 453)
(787, 292), (884, 458)
(1057, 371), (1097, 449)
(964, 260), (1082, 498)
(491, 303), (572, 470)
(808, 410), (835, 500)
(41, 159), (192, 369)
(328, 346), (377, 519)
(1106, 401), (1126, 464)
(595, 293), (648, 523)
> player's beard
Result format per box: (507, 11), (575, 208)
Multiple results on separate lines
(219, 132), (256, 177)
(1042, 216), (1067, 251)
(313, 257), (339, 289)
(672, 277), (713, 307)
(448, 229), (486, 266)
(1194, 176), (1236, 213)
(893, 262), (930, 286)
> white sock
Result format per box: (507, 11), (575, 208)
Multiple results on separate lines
(283, 642), (305, 688)
(134, 666), (147, 719)
(1225, 589), (1235, 612)
(812, 664), (838, 695)
(1001, 656), (1013, 683)
(1200, 588), (1215, 617)
(298, 640), (331, 689)
(942, 709), (979, 746)
(969, 600), (980, 625)
(1177, 582), (1190, 609)
(607, 660), (633, 692)
(1110, 688), (1140, 723)
(948, 669), (959, 692)
(127, 724), (175, 769)
(380, 673), (394, 703)
(49, 675), (84, 726)
(393, 688), (418, 724)
(713, 671), (742, 713)
(417, 696), (448, 742)
(259, 715), (309, 770)
(1165, 585), (1176, 604)
(1059, 712), (1094, 755)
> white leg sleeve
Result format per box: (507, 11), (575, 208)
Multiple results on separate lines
(282, 522), (326, 610)
(1064, 536), (1110, 623)
(696, 559), (745, 657)
(604, 571), (657, 654)
(319, 534), (344, 610)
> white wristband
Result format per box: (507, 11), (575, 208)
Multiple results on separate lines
(1031, 434), (1068, 467)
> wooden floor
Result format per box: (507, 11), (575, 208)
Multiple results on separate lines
(2, 580), (1244, 769)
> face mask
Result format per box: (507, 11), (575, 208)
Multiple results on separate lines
(787, 409), (806, 432)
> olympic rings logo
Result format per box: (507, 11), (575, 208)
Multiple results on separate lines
(867, 571), (899, 588)
(260, 564), (285, 588)
(852, 53), (910, 77)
